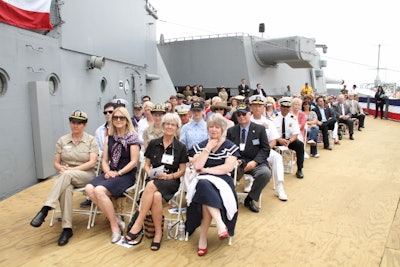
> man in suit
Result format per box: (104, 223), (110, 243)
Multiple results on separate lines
(238, 78), (251, 98)
(313, 96), (337, 149)
(227, 104), (271, 213)
(347, 93), (365, 130)
(333, 94), (354, 140)
(253, 83), (267, 97)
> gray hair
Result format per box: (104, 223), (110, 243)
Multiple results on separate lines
(207, 113), (227, 133)
(162, 112), (182, 128)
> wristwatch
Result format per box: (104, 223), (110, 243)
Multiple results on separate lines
(118, 170), (123, 176)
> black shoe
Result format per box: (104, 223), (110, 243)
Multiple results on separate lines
(58, 229), (73, 246)
(30, 211), (47, 227)
(296, 170), (304, 179)
(80, 199), (92, 208)
(358, 128), (362, 131)
(244, 197), (259, 213)
(324, 147), (332, 150)
(350, 134), (354, 140)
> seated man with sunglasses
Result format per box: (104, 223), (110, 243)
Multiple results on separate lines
(227, 104), (272, 213)
(95, 102), (117, 152)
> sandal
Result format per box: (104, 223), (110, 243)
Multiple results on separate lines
(124, 228), (144, 245)
(150, 234), (163, 251)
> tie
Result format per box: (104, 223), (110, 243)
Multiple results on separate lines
(241, 128), (246, 143)
(351, 100), (355, 114)
(282, 117), (286, 139)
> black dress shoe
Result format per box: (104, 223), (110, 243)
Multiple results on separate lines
(80, 199), (92, 208)
(30, 211), (47, 227)
(244, 197), (259, 213)
(58, 229), (73, 246)
(296, 170), (304, 179)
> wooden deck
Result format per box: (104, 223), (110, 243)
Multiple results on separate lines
(1, 116), (400, 266)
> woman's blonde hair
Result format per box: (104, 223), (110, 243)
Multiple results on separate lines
(108, 107), (136, 135)
(291, 97), (303, 106)
(162, 112), (182, 129)
(207, 113), (227, 133)
(265, 96), (276, 110)
(142, 101), (154, 110)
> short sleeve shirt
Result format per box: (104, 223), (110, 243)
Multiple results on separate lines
(55, 132), (99, 168)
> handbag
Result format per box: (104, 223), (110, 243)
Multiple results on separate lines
(144, 214), (164, 239)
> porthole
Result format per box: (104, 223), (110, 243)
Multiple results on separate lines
(101, 77), (107, 93)
(0, 68), (9, 96)
(48, 73), (60, 95)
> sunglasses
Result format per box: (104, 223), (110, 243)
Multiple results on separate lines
(103, 110), (113, 115)
(215, 108), (225, 111)
(112, 116), (126, 121)
(236, 112), (247, 117)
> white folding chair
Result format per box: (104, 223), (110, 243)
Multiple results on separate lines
(233, 162), (262, 210)
(49, 151), (103, 229)
(165, 176), (186, 239)
(89, 154), (144, 229)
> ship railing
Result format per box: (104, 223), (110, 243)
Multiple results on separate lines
(159, 32), (250, 44)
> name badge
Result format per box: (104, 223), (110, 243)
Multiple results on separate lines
(64, 145), (72, 149)
(161, 154), (174, 165)
(252, 139), (260, 145)
(239, 143), (246, 151)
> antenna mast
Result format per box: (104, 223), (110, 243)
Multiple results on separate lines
(375, 44), (381, 86)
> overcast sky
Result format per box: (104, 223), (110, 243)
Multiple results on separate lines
(151, 0), (400, 89)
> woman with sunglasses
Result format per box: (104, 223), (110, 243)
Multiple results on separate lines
(30, 110), (99, 246)
(125, 113), (188, 251)
(85, 107), (141, 243)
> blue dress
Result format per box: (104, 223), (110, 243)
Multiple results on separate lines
(90, 135), (140, 197)
(185, 139), (240, 236)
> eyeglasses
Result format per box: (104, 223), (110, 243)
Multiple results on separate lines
(103, 110), (113, 115)
(112, 116), (126, 121)
(236, 112), (247, 117)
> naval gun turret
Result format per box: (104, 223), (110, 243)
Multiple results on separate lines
(158, 34), (327, 96)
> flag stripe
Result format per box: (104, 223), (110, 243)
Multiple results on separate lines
(4, 0), (51, 12)
(0, 0), (53, 30)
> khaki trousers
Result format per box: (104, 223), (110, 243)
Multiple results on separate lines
(44, 169), (95, 228)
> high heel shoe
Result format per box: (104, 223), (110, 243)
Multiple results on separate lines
(218, 227), (229, 240)
(116, 215), (126, 233)
(111, 231), (122, 243)
(150, 234), (163, 251)
(197, 247), (207, 256)
(124, 228), (144, 245)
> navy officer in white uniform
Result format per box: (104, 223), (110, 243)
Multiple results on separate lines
(273, 97), (305, 178)
(249, 95), (287, 201)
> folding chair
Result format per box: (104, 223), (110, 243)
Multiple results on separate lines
(165, 176), (186, 240)
(233, 162), (263, 210)
(89, 154), (144, 229)
(274, 146), (294, 174)
(49, 151), (103, 229)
